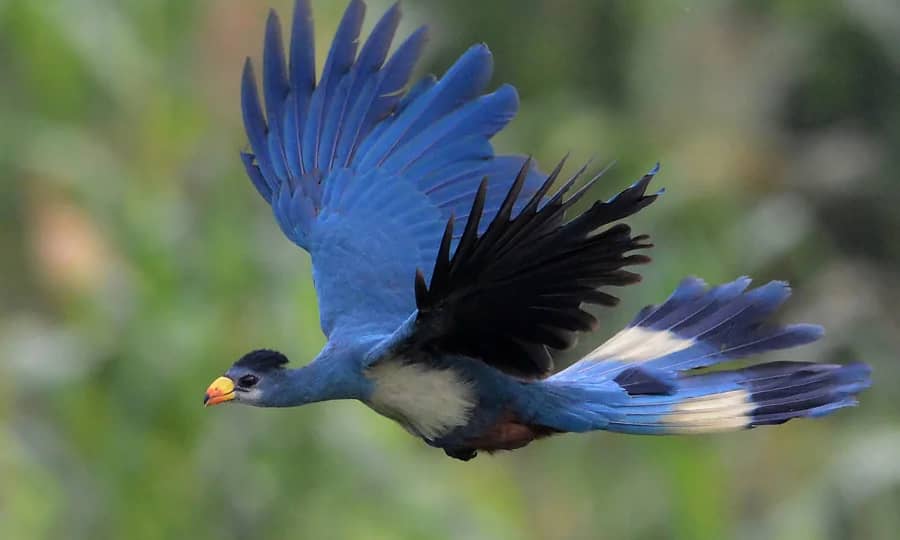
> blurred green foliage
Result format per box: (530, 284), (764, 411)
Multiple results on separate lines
(1, 0), (899, 539)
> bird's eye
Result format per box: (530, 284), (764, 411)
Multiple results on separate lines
(238, 374), (259, 388)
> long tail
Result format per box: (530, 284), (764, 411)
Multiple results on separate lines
(534, 277), (872, 435)
(600, 360), (870, 435)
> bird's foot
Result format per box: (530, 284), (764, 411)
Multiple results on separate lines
(444, 447), (478, 461)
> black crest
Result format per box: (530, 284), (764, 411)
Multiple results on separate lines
(234, 349), (289, 371)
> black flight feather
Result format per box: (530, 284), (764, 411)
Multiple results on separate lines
(413, 158), (661, 379)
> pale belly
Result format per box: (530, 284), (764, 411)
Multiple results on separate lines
(364, 360), (477, 441)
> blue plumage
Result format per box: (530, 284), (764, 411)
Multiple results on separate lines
(538, 278), (870, 436)
(240, 1), (543, 290)
(206, 0), (871, 461)
(263, 10), (290, 141)
(602, 361), (871, 435)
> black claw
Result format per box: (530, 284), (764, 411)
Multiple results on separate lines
(444, 447), (477, 461)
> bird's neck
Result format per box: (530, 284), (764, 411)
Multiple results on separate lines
(275, 344), (363, 407)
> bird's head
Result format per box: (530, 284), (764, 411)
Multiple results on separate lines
(204, 349), (290, 407)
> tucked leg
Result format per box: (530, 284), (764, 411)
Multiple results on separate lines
(444, 447), (478, 461)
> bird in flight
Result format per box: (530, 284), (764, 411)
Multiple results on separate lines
(204, 0), (871, 461)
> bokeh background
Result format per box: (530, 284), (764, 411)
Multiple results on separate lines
(2, 0), (899, 539)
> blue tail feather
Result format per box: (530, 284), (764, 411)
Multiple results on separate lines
(538, 361), (870, 435)
(555, 278), (826, 384)
(538, 278), (871, 435)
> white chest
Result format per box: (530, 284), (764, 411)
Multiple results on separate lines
(365, 361), (476, 440)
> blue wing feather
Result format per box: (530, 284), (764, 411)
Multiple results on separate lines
(289, 0), (315, 97)
(240, 151), (272, 202)
(355, 44), (494, 170)
(307, 0), (365, 172)
(288, 0), (315, 171)
(336, 26), (429, 166)
(240, 1), (547, 336)
(352, 72), (435, 163)
(311, 169), (444, 334)
(382, 84), (519, 174)
(322, 4), (400, 170)
(263, 10), (290, 138)
(300, 78), (327, 174)
(318, 73), (355, 171)
(349, 3), (401, 93)
(241, 59), (277, 195)
(405, 136), (493, 180)
(282, 93), (303, 180)
(423, 156), (546, 230)
(267, 114), (291, 183)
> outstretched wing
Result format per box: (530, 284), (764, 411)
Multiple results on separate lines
(409, 159), (662, 378)
(240, 1), (545, 337)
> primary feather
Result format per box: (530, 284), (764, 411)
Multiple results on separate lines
(413, 158), (661, 378)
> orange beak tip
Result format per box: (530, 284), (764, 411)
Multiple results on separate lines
(204, 376), (236, 407)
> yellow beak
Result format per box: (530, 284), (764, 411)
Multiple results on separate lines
(204, 376), (236, 406)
